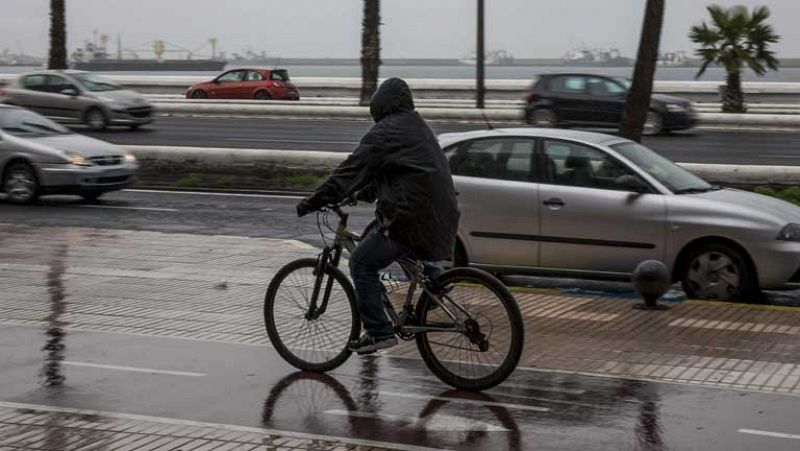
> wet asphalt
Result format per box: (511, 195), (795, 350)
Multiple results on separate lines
(2, 190), (800, 450)
(2, 324), (799, 451)
(2, 189), (798, 306)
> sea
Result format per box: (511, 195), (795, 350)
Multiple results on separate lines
(2, 65), (799, 82)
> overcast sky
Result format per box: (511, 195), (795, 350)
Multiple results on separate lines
(3, 0), (799, 58)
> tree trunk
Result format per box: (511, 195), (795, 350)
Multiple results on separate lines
(721, 70), (746, 113)
(48, 0), (67, 70)
(359, 0), (381, 106)
(618, 0), (664, 142)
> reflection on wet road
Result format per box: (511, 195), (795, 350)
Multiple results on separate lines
(41, 243), (68, 388)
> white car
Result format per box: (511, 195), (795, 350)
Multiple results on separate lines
(439, 128), (800, 301)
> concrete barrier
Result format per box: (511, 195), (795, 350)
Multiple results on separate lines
(153, 101), (800, 127)
(124, 145), (800, 189)
(4, 73), (797, 102)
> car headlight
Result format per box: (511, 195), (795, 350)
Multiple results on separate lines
(64, 151), (91, 166)
(666, 104), (687, 112)
(777, 223), (800, 242)
(124, 153), (137, 164)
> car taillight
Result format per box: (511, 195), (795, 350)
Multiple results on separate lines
(524, 90), (535, 103)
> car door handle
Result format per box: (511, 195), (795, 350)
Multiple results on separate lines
(543, 198), (565, 207)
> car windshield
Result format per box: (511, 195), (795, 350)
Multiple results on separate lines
(613, 77), (631, 89)
(611, 142), (713, 193)
(71, 73), (123, 92)
(0, 109), (71, 137)
(271, 70), (290, 81)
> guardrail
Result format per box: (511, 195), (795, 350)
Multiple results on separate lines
(4, 74), (798, 102)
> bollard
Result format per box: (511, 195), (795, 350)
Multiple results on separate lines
(632, 260), (671, 311)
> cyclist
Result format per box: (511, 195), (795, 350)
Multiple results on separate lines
(296, 77), (460, 354)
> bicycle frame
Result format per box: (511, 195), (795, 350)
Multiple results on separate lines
(306, 203), (473, 337)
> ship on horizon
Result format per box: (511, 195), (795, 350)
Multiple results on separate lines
(459, 49), (515, 66)
(71, 32), (227, 72)
(563, 46), (632, 67)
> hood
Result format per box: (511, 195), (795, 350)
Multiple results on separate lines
(369, 78), (415, 122)
(28, 134), (128, 158)
(651, 93), (691, 106)
(89, 89), (151, 106)
(692, 188), (800, 223)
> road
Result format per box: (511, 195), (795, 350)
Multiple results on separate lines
(2, 189), (797, 305)
(76, 117), (800, 166)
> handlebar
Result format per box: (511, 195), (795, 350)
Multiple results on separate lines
(321, 197), (357, 218)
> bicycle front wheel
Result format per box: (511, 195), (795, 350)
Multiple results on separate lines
(264, 258), (360, 372)
(415, 267), (524, 390)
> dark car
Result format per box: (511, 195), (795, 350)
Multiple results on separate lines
(524, 73), (697, 135)
(186, 68), (300, 100)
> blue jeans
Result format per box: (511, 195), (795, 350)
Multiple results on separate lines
(349, 230), (442, 339)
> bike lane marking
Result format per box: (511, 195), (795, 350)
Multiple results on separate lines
(62, 361), (207, 377)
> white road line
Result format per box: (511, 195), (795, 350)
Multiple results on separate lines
(498, 382), (586, 395)
(759, 154), (798, 159)
(379, 390), (550, 412)
(62, 361), (206, 377)
(222, 138), (358, 145)
(123, 189), (304, 199)
(0, 401), (441, 451)
(75, 205), (179, 212)
(739, 429), (800, 440)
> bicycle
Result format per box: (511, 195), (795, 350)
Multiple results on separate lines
(264, 199), (524, 390)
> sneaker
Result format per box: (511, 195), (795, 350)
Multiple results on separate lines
(348, 334), (398, 355)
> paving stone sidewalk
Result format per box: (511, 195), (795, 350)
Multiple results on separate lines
(1, 223), (799, 394)
(0, 403), (414, 451)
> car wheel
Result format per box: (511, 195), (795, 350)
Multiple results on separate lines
(680, 243), (757, 302)
(191, 90), (208, 99)
(643, 111), (663, 135)
(3, 162), (40, 205)
(85, 108), (108, 131)
(254, 90), (271, 100)
(528, 108), (557, 127)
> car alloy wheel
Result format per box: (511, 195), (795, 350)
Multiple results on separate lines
(685, 251), (741, 300)
(4, 163), (39, 204)
(643, 111), (663, 135)
(192, 90), (208, 99)
(86, 108), (108, 131)
(530, 109), (557, 127)
(254, 90), (270, 100)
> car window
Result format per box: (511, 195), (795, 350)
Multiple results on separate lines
(217, 71), (245, 82)
(46, 75), (78, 94)
(448, 138), (536, 182)
(71, 73), (122, 92)
(270, 70), (290, 81)
(549, 76), (586, 94)
(22, 75), (48, 92)
(543, 140), (639, 191)
(246, 71), (264, 81)
(587, 77), (625, 96)
(0, 108), (71, 136)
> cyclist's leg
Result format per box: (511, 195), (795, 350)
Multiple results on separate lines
(348, 230), (410, 341)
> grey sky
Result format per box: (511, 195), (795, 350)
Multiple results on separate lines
(3, 0), (799, 58)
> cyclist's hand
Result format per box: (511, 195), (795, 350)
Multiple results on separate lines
(296, 198), (315, 217)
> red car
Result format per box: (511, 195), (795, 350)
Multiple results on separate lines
(186, 68), (300, 100)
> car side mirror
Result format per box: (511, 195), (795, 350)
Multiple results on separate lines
(60, 88), (78, 97)
(616, 175), (649, 193)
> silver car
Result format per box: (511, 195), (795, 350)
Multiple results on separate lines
(0, 104), (138, 203)
(439, 128), (800, 301)
(0, 70), (153, 130)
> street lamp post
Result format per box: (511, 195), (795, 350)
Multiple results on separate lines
(476, 0), (485, 109)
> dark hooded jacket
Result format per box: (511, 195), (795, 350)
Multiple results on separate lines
(305, 78), (460, 261)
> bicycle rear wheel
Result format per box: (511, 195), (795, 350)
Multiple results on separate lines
(264, 258), (360, 372)
(415, 267), (524, 390)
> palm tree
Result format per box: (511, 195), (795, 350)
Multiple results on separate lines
(48, 0), (67, 70)
(690, 5), (780, 113)
(618, 0), (664, 142)
(359, 0), (381, 106)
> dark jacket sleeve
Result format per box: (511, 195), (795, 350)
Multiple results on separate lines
(305, 125), (385, 209)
